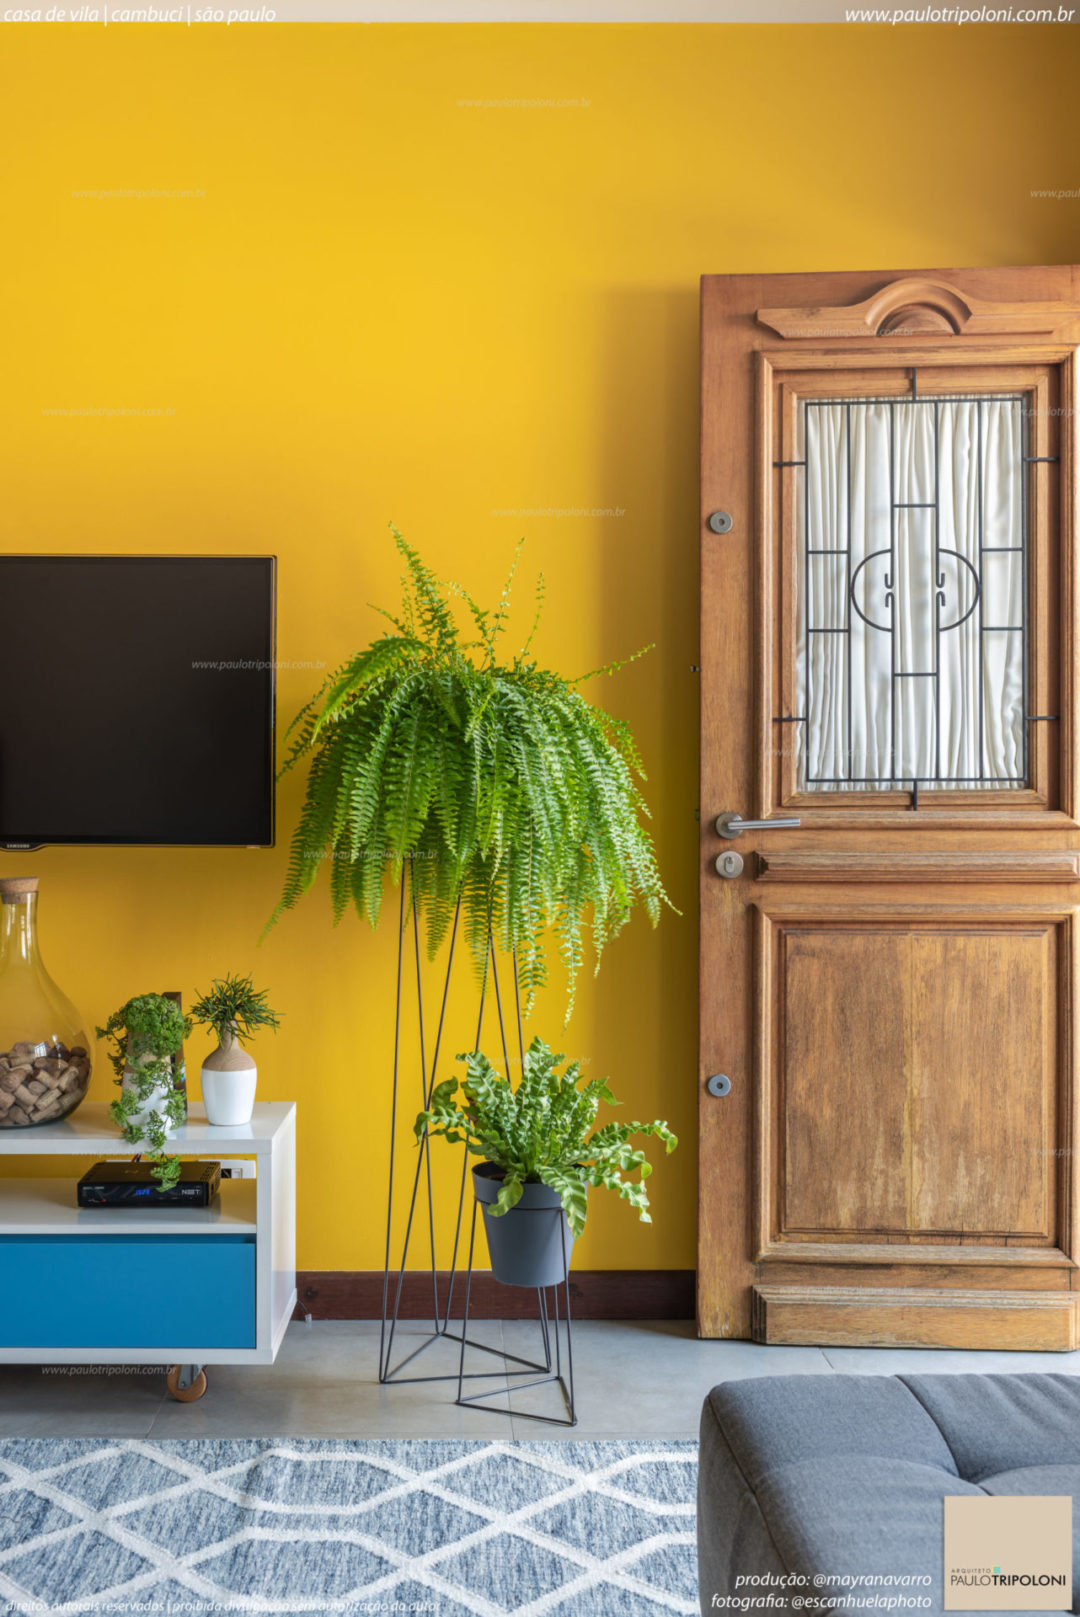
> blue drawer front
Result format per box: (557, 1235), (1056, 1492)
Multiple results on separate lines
(0, 1236), (256, 1349)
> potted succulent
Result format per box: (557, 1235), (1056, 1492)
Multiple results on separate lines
(191, 972), (282, 1126)
(265, 531), (673, 1017)
(415, 1036), (677, 1287)
(98, 993), (193, 1191)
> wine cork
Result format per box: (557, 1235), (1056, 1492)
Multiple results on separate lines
(0, 878), (39, 902)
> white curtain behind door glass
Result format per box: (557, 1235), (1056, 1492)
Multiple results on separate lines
(794, 396), (1025, 792)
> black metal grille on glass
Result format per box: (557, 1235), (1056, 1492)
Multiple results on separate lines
(791, 392), (1029, 798)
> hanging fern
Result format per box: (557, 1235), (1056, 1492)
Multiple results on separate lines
(265, 530), (674, 1015)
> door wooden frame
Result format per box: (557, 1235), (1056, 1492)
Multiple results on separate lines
(699, 266), (1080, 1344)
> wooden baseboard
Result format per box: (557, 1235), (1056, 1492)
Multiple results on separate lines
(752, 1284), (1080, 1352)
(294, 1269), (695, 1321)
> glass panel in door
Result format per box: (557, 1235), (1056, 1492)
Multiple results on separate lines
(795, 394), (1027, 794)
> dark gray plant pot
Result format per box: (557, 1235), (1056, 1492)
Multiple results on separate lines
(473, 1162), (575, 1288)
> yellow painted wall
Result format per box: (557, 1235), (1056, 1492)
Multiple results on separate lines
(1, 21), (1078, 1272)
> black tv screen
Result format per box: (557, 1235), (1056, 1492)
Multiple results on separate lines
(0, 556), (275, 848)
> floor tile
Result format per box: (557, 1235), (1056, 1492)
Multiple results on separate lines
(147, 1320), (513, 1439)
(822, 1345), (1080, 1377)
(496, 1320), (835, 1439)
(0, 1364), (166, 1438)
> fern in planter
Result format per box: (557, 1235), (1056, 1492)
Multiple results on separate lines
(415, 1036), (678, 1238)
(266, 531), (674, 1014)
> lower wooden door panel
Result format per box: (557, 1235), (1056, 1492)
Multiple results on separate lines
(749, 900), (1079, 1346)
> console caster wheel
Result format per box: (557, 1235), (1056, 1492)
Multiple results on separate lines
(166, 1364), (207, 1402)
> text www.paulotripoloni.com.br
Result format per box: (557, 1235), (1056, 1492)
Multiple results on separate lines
(845, 4), (1073, 18)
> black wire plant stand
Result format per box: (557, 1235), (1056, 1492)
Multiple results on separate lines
(455, 1193), (577, 1428)
(376, 865), (577, 1426)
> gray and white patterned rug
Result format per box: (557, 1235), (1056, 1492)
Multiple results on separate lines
(0, 1438), (698, 1615)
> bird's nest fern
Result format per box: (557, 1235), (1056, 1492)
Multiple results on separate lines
(265, 530), (674, 1016)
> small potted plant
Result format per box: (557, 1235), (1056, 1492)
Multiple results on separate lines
(416, 1036), (677, 1288)
(98, 993), (193, 1191)
(191, 972), (282, 1126)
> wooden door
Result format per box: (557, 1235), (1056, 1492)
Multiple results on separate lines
(699, 266), (1080, 1349)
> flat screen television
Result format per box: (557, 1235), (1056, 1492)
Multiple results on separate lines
(0, 556), (276, 848)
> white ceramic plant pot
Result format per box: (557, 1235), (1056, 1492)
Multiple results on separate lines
(119, 1081), (179, 1138)
(201, 1030), (257, 1126)
(121, 1055), (178, 1138)
(201, 1066), (257, 1126)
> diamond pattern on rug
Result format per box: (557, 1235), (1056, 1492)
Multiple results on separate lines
(3, 1528), (153, 1602)
(235, 1451), (401, 1507)
(447, 1449), (572, 1510)
(157, 1437), (272, 1471)
(613, 1457), (699, 1502)
(194, 1535), (398, 1598)
(547, 1582), (691, 1617)
(435, 1528), (583, 1601)
(0, 1490), (77, 1552)
(350, 1488), (489, 1555)
(47, 1450), (189, 1511)
(387, 1576), (481, 1617)
(529, 1487), (686, 1556)
(0, 1437), (698, 1615)
(0, 1438), (110, 1474)
(122, 1489), (261, 1554)
(629, 1541), (704, 1599)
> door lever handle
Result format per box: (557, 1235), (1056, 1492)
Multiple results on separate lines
(715, 812), (802, 839)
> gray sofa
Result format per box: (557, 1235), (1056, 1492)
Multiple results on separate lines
(698, 1373), (1080, 1616)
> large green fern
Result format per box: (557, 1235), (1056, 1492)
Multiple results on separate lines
(266, 530), (674, 1015)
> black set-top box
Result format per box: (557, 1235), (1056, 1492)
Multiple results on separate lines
(77, 1161), (221, 1208)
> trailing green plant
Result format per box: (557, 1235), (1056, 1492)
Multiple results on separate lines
(97, 994), (193, 1191)
(266, 530), (674, 1015)
(414, 1035), (677, 1239)
(191, 972), (282, 1050)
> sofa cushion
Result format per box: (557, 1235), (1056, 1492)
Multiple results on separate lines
(704, 1374), (959, 1491)
(756, 1456), (983, 1560)
(900, 1373), (1080, 1483)
(698, 1374), (1080, 1617)
(755, 1456), (986, 1614)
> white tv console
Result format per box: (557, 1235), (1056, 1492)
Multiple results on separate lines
(0, 1102), (296, 1402)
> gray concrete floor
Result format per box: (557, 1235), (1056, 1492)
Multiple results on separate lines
(3, 1321), (1080, 1441)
